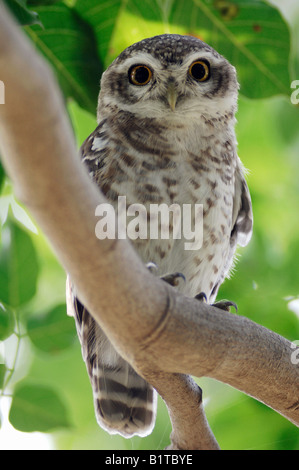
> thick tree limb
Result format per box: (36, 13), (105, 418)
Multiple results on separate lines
(0, 2), (298, 449)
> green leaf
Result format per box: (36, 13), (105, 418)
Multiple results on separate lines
(115, 0), (291, 99)
(25, 2), (102, 114)
(0, 221), (39, 308)
(4, 0), (42, 26)
(75, 0), (122, 65)
(0, 303), (15, 341)
(197, 0), (291, 99)
(0, 364), (6, 389)
(0, 161), (5, 195)
(9, 383), (71, 432)
(28, 1), (60, 5)
(27, 304), (75, 353)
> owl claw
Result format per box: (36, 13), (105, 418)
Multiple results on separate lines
(195, 292), (237, 312)
(212, 300), (238, 312)
(161, 272), (186, 287)
(147, 263), (186, 287)
(146, 262), (158, 274)
(195, 292), (207, 302)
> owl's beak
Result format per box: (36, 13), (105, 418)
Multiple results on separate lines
(166, 83), (178, 111)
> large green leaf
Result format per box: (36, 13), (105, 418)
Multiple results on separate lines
(4, 0), (42, 26)
(9, 382), (71, 432)
(193, 0), (291, 98)
(27, 304), (75, 353)
(0, 364), (6, 390)
(0, 222), (39, 308)
(114, 0), (291, 99)
(75, 0), (122, 66)
(0, 303), (15, 341)
(25, 2), (102, 114)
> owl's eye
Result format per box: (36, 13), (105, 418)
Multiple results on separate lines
(189, 60), (210, 82)
(129, 65), (152, 86)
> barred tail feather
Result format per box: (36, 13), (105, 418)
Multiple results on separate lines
(93, 360), (157, 437)
(66, 277), (157, 438)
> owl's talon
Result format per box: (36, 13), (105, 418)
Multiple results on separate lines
(212, 300), (238, 312)
(195, 292), (237, 312)
(147, 263), (185, 287)
(146, 262), (158, 274)
(195, 292), (207, 302)
(161, 272), (186, 287)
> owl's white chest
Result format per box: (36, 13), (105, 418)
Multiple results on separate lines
(120, 124), (237, 300)
(89, 114), (238, 300)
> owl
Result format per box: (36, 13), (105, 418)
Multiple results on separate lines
(66, 34), (253, 438)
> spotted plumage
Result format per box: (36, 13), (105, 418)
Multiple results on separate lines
(66, 34), (253, 438)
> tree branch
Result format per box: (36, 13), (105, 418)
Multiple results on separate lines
(0, 2), (298, 449)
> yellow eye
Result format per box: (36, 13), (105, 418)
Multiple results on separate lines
(129, 65), (152, 86)
(189, 60), (210, 82)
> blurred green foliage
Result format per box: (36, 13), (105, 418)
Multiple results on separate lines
(0, 0), (298, 450)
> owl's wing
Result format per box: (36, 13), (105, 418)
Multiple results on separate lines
(231, 162), (253, 248)
(79, 123), (111, 183)
(213, 162), (252, 295)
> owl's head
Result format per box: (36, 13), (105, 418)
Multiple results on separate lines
(99, 34), (239, 123)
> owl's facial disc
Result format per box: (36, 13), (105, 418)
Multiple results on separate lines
(99, 35), (238, 120)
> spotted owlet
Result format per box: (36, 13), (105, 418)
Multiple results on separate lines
(66, 34), (253, 438)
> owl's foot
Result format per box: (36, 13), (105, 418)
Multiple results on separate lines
(146, 262), (186, 287)
(195, 291), (237, 312)
(146, 262), (159, 274)
(212, 299), (238, 312)
(195, 292), (208, 302)
(161, 272), (186, 287)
